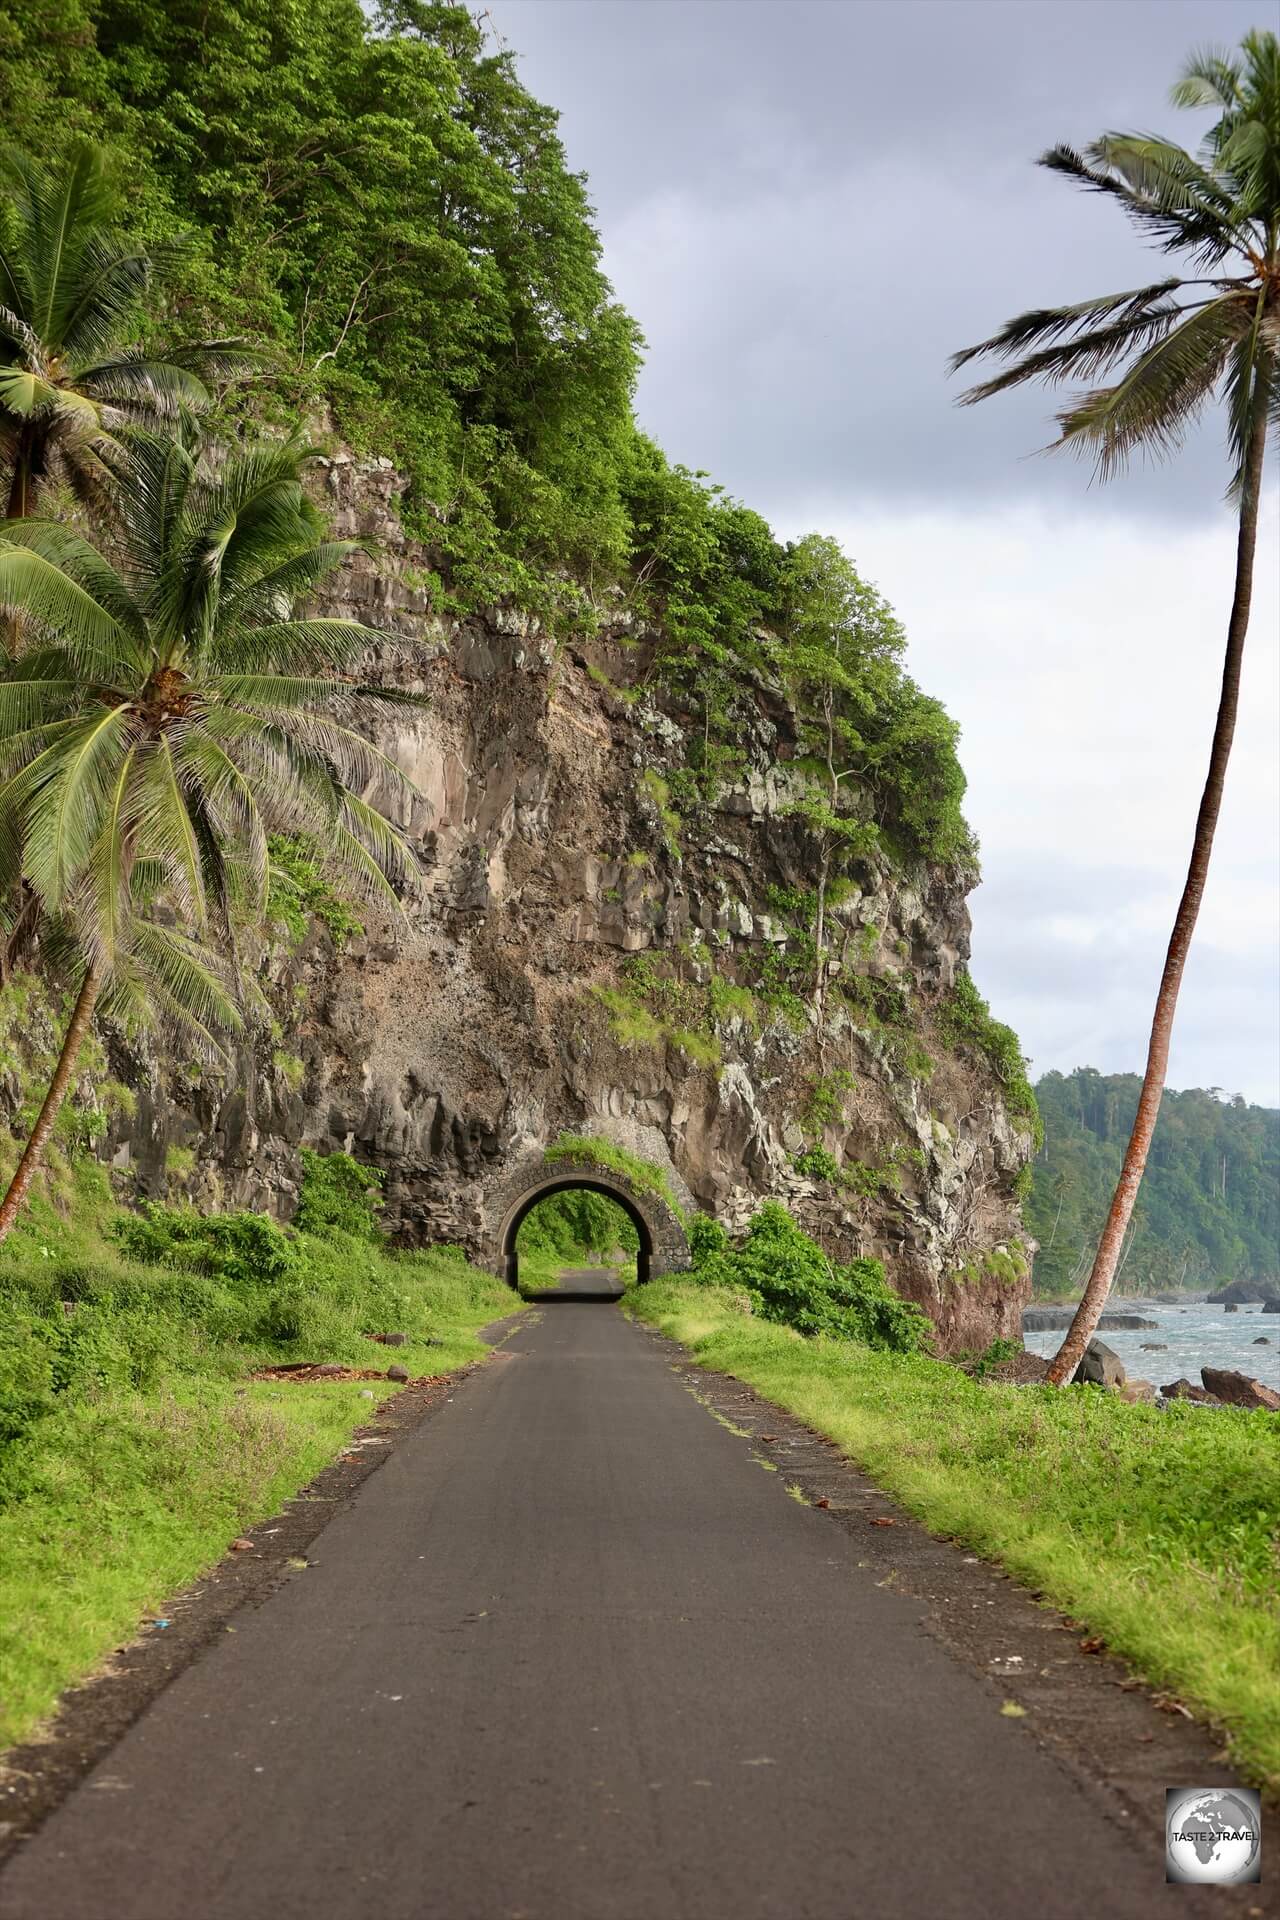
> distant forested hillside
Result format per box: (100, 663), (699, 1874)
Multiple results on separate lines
(1026, 1070), (1279, 1297)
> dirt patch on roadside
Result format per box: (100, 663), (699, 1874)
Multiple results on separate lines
(250, 1363), (394, 1383)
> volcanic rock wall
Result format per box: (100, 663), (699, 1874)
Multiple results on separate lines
(104, 456), (1035, 1353)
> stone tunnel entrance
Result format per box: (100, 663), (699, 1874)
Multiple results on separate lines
(488, 1149), (691, 1294)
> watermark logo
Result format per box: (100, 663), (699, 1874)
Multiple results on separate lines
(1166, 1787), (1261, 1884)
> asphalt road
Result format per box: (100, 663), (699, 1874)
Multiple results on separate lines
(2, 1303), (1187, 1919)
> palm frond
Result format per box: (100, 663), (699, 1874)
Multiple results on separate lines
(255, 706), (423, 804)
(1223, 286), (1274, 500)
(1171, 47), (1243, 113)
(208, 614), (388, 674)
(83, 742), (139, 975)
(19, 703), (133, 909)
(75, 355), (210, 419)
(117, 917), (243, 1043)
(0, 517), (147, 650)
(56, 239), (156, 365)
(129, 736), (208, 929)
(0, 142), (120, 350)
(1039, 142), (1243, 268)
(215, 544), (363, 625)
(0, 669), (76, 735)
(1054, 293), (1254, 477)
(0, 540), (127, 673)
(173, 731), (269, 914)
(953, 293), (1188, 403)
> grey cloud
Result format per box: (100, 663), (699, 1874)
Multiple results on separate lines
(502, 0), (1264, 518)
(971, 856), (1280, 1101)
(494, 1), (1278, 1103)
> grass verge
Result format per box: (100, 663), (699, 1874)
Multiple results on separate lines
(627, 1278), (1280, 1791)
(0, 1159), (518, 1752)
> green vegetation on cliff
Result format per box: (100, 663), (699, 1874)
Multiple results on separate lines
(1028, 1070), (1279, 1296)
(0, 0), (971, 869)
(685, 1203), (930, 1355)
(628, 1278), (1280, 1789)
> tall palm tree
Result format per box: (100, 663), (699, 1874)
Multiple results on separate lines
(0, 140), (243, 523)
(951, 30), (1279, 1386)
(0, 435), (419, 1242)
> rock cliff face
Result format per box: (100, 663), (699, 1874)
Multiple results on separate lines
(104, 457), (1034, 1353)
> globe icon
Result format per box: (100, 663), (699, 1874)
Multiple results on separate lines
(1166, 1788), (1262, 1884)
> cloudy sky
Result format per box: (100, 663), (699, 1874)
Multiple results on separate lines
(497, 0), (1279, 1105)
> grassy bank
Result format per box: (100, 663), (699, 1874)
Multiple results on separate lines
(627, 1278), (1280, 1790)
(0, 1157), (517, 1752)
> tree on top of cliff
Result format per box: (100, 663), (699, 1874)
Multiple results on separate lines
(0, 433), (420, 1240)
(0, 0), (643, 607)
(952, 29), (1280, 1383)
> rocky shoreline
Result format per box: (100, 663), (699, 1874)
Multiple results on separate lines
(1018, 1294), (1280, 1411)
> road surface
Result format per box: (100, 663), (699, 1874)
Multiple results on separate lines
(0, 1302), (1197, 1918)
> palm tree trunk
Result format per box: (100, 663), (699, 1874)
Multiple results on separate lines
(5, 434), (32, 520)
(0, 967), (100, 1246)
(1045, 405), (1268, 1386)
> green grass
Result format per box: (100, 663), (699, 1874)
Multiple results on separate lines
(0, 1159), (518, 1752)
(626, 1279), (1280, 1791)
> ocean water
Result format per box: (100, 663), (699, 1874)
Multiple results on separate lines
(1021, 1301), (1280, 1389)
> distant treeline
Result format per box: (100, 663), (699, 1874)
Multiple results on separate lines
(1026, 1070), (1279, 1296)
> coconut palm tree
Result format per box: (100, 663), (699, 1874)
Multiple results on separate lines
(0, 434), (419, 1241)
(0, 140), (243, 523)
(951, 30), (1279, 1386)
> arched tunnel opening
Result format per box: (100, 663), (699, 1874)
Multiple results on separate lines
(502, 1178), (653, 1301)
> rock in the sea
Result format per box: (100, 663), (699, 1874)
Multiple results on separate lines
(1224, 1303), (1239, 1313)
(1073, 1339), (1125, 1390)
(1264, 1299), (1280, 1315)
(1160, 1378), (1215, 1404)
(1207, 1278), (1280, 1306)
(1140, 1342), (1167, 1351)
(1023, 1309), (1157, 1332)
(1200, 1368), (1280, 1412)
(1255, 1336), (1272, 1346)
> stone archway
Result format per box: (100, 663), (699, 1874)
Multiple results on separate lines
(486, 1149), (691, 1291)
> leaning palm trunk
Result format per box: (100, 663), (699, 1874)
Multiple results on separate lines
(0, 966), (100, 1245)
(1045, 408), (1268, 1384)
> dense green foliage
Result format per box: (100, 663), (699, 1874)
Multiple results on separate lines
(630, 1279), (1280, 1788)
(686, 1202), (930, 1354)
(0, 1149), (487, 1461)
(543, 1133), (685, 1219)
(515, 1189), (639, 1290)
(0, 0), (974, 869)
(938, 969), (1041, 1146)
(1028, 1069), (1279, 1296)
(266, 836), (366, 950)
